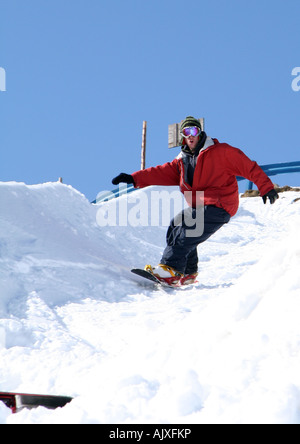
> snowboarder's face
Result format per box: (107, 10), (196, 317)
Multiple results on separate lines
(185, 135), (200, 152)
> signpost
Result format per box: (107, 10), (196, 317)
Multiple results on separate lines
(141, 121), (147, 170)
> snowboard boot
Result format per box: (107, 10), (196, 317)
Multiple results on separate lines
(179, 272), (198, 286)
(144, 264), (183, 286)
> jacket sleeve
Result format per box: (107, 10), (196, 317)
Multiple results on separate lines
(131, 159), (180, 189)
(224, 145), (274, 196)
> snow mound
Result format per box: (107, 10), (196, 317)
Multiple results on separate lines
(0, 181), (300, 424)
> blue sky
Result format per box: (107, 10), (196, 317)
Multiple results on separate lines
(1, 0), (300, 201)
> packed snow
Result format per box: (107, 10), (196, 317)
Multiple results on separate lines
(0, 180), (300, 424)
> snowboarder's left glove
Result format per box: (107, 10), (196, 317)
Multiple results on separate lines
(112, 173), (135, 186)
(262, 189), (279, 204)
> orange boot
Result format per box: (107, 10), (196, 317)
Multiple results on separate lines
(144, 264), (183, 286)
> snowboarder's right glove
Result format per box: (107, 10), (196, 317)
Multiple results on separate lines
(112, 173), (135, 186)
(262, 189), (279, 204)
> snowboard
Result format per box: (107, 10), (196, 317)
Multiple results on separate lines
(0, 391), (73, 414)
(131, 268), (179, 288)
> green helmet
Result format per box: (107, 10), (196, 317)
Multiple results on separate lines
(180, 116), (202, 146)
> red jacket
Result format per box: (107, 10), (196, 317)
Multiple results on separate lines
(132, 139), (274, 217)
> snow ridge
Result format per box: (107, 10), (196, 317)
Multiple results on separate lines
(0, 181), (299, 424)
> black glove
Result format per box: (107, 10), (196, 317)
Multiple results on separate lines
(112, 173), (135, 186)
(262, 189), (279, 204)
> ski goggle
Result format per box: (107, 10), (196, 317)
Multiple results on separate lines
(180, 126), (201, 138)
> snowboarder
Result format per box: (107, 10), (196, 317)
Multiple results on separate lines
(112, 116), (279, 286)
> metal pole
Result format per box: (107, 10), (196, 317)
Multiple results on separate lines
(141, 121), (147, 170)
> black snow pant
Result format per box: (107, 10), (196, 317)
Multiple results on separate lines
(160, 205), (231, 275)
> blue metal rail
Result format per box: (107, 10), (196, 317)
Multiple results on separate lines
(237, 161), (300, 190)
(92, 184), (135, 204)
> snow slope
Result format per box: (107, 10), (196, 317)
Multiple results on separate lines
(0, 181), (300, 424)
